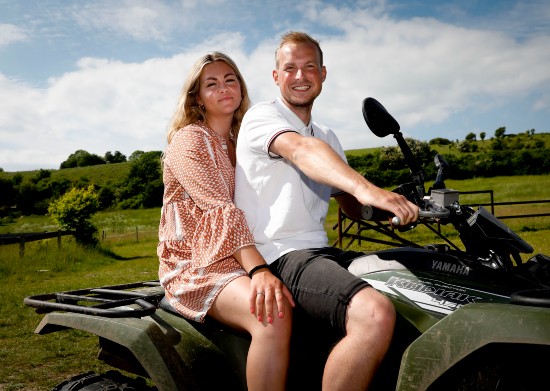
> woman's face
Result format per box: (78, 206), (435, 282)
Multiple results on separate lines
(197, 61), (242, 119)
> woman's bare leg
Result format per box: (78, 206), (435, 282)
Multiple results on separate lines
(208, 276), (292, 391)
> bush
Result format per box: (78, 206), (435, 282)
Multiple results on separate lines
(48, 185), (100, 246)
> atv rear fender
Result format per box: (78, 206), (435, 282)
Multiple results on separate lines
(34, 308), (247, 391)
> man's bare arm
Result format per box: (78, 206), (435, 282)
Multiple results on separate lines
(270, 132), (418, 225)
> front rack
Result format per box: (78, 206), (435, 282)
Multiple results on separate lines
(24, 280), (164, 318)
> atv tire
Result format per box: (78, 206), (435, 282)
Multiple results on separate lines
(52, 370), (156, 391)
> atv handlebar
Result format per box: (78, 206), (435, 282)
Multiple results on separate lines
(361, 203), (451, 226)
(361, 205), (402, 225)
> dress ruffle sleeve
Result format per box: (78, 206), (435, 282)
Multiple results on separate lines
(192, 202), (254, 267)
(162, 125), (254, 268)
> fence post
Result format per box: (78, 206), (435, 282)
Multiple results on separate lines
(19, 236), (25, 258)
(57, 230), (62, 248)
(136, 226), (139, 242)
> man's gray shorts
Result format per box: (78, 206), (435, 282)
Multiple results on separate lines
(270, 247), (370, 336)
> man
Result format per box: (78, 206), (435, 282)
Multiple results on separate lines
(235, 31), (418, 390)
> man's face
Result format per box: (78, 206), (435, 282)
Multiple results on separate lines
(273, 42), (326, 110)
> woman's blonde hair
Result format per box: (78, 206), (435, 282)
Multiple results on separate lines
(167, 52), (250, 144)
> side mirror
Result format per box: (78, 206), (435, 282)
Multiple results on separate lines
(363, 97), (426, 190)
(362, 97), (400, 138)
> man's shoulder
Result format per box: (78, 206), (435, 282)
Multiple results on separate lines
(248, 99), (279, 113)
(312, 122), (335, 137)
(244, 98), (287, 124)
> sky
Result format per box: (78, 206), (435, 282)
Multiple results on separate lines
(1, 0), (549, 172)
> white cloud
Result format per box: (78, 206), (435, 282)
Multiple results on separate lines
(0, 0), (549, 171)
(0, 24), (28, 47)
(307, 5), (550, 148)
(0, 32), (251, 171)
(71, 0), (176, 42)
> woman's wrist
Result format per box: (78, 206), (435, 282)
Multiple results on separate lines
(248, 264), (270, 278)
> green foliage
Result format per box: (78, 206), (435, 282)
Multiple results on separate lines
(104, 150), (127, 164)
(494, 126), (506, 138)
(346, 133), (550, 187)
(429, 137), (452, 146)
(0, 150), (165, 214)
(129, 150), (146, 161)
(1, 133), (549, 217)
(350, 138), (439, 187)
(121, 151), (163, 209)
(465, 132), (476, 141)
(456, 140), (478, 153)
(0, 176), (17, 216)
(60, 149), (106, 169)
(48, 185), (100, 245)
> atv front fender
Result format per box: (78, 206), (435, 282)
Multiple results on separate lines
(395, 302), (550, 391)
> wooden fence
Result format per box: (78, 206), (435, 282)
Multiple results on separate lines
(0, 230), (76, 257)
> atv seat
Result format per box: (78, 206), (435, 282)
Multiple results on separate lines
(159, 295), (251, 340)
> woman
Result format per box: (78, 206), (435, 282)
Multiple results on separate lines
(158, 52), (294, 391)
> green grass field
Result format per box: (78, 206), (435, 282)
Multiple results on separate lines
(1, 174), (549, 390)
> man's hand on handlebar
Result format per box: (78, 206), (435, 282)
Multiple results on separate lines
(361, 188), (419, 226)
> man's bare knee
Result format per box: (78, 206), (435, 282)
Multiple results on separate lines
(346, 287), (396, 334)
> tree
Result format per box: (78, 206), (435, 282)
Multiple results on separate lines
(60, 150), (106, 169)
(479, 132), (486, 141)
(48, 185), (100, 246)
(429, 137), (452, 146)
(491, 137), (504, 151)
(465, 132), (476, 141)
(123, 151), (163, 208)
(16, 181), (39, 215)
(105, 151), (127, 164)
(32, 169), (52, 184)
(494, 127), (506, 138)
(0, 177), (16, 213)
(129, 150), (145, 161)
(457, 141), (472, 152)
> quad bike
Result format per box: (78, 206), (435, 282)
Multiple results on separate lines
(25, 98), (550, 391)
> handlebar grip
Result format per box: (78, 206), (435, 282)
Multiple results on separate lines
(361, 205), (401, 225)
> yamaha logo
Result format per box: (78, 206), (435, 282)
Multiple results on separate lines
(432, 260), (470, 275)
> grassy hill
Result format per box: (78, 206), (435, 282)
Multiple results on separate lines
(2, 133), (549, 181)
(345, 132), (550, 157)
(0, 161), (131, 186)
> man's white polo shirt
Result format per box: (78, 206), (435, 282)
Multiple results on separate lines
(235, 97), (347, 264)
